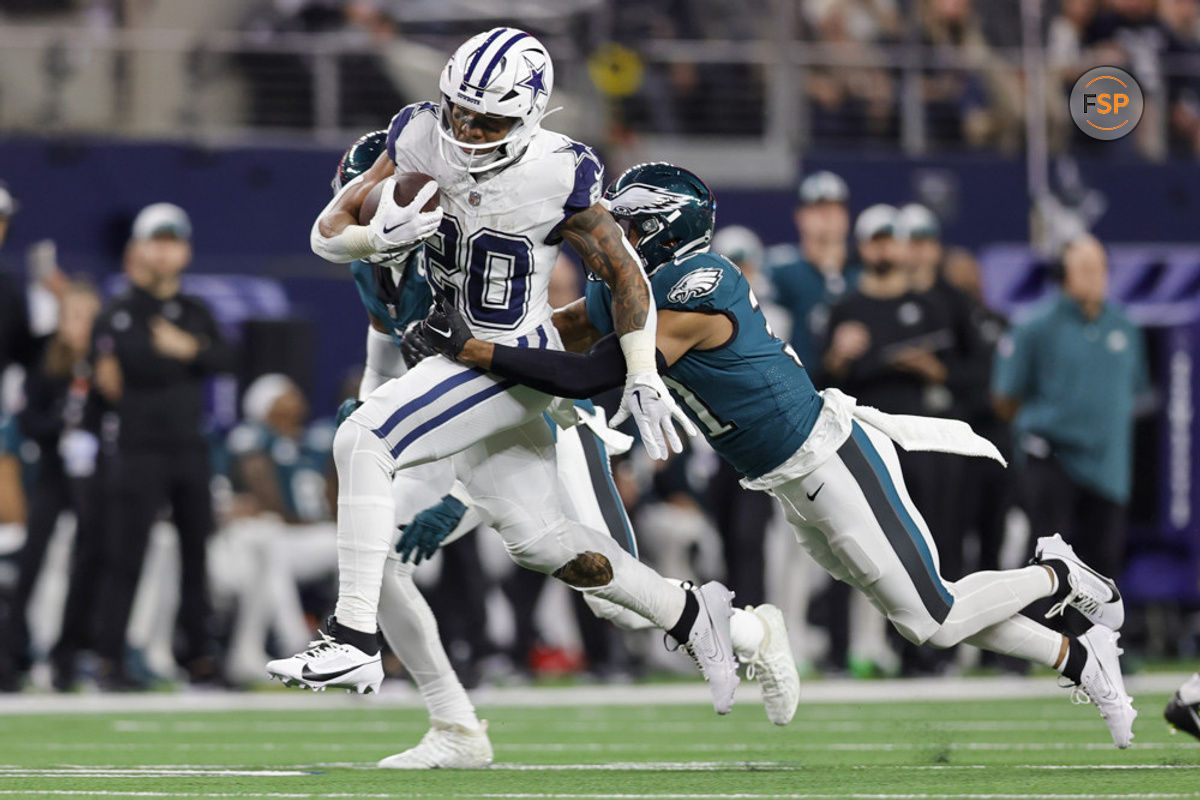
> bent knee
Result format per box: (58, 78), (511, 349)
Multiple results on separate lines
(553, 551), (613, 588)
(925, 624), (963, 650)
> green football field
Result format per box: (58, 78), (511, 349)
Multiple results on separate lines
(1, 678), (1199, 800)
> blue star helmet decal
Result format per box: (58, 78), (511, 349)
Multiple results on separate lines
(517, 56), (548, 104)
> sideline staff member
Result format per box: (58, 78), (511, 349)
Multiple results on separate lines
(93, 203), (232, 686)
(993, 234), (1147, 581)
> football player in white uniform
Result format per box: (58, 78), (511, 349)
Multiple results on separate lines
(269, 27), (748, 734)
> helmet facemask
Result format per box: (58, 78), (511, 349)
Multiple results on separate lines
(436, 27), (556, 174)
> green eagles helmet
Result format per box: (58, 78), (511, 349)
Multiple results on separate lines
(603, 162), (716, 273)
(332, 129), (387, 194)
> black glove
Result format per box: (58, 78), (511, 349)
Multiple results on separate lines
(399, 320), (438, 369)
(419, 301), (473, 359)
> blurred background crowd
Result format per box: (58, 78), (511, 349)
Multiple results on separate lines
(0, 0), (1198, 693)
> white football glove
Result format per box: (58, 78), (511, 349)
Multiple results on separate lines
(609, 371), (699, 461)
(366, 177), (443, 257)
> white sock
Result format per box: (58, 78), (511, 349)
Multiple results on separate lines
(332, 423), (398, 633)
(934, 566), (1056, 646)
(963, 615), (1063, 669)
(421, 674), (481, 731)
(730, 608), (764, 661)
(378, 557), (480, 730)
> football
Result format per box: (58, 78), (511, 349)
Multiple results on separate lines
(358, 172), (439, 225)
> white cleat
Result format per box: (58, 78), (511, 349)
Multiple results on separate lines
(1072, 624), (1137, 749)
(266, 630), (383, 695)
(377, 719), (493, 769)
(741, 605), (800, 726)
(1035, 533), (1124, 630)
(677, 581), (739, 715)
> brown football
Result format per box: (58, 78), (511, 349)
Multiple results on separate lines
(359, 172), (440, 225)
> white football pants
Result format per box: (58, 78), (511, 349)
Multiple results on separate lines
(768, 419), (1060, 662)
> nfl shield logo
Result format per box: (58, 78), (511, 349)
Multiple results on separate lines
(468, 191), (482, 207)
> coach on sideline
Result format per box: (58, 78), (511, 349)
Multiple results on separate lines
(992, 233), (1147, 584)
(92, 204), (232, 688)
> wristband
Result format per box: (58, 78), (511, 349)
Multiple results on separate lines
(619, 328), (657, 375)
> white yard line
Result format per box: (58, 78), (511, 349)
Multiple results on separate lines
(0, 673), (1190, 715)
(1, 791), (1200, 799)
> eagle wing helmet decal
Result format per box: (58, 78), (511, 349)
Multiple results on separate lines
(605, 183), (695, 217)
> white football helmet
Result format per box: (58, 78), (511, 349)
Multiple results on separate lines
(437, 27), (555, 173)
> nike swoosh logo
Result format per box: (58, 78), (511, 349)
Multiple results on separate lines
(806, 483), (825, 502)
(632, 389), (644, 414)
(426, 321), (452, 338)
(382, 223), (405, 235)
(300, 661), (378, 683)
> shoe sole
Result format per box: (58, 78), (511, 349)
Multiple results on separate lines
(266, 662), (383, 695)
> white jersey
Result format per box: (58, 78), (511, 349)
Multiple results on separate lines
(385, 101), (604, 342)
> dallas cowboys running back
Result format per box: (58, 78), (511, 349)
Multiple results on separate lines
(415, 162), (1138, 750)
(269, 29), (746, 736)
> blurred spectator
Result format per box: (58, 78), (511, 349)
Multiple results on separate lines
(895, 205), (994, 606)
(91, 203), (233, 688)
(1080, 0), (1171, 158)
(918, 0), (1023, 151)
(239, 0), (409, 130)
(7, 279), (102, 690)
(941, 248), (1013, 580)
(767, 171), (860, 385)
(824, 204), (953, 675)
(1160, 0), (1200, 155)
(703, 225), (778, 609)
(0, 185), (36, 378)
(713, 224), (790, 339)
(219, 373), (337, 685)
(992, 234), (1148, 583)
(805, 1), (899, 146)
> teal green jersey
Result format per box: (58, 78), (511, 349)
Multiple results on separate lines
(350, 254), (435, 347)
(993, 294), (1147, 503)
(585, 252), (823, 479)
(227, 420), (335, 522)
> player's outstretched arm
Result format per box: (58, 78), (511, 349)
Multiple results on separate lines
(560, 204), (697, 459)
(413, 303), (723, 405)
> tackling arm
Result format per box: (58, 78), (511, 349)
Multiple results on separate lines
(449, 309), (727, 399)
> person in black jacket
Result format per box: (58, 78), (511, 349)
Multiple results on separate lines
(0, 184), (36, 376)
(6, 279), (102, 687)
(92, 204), (233, 687)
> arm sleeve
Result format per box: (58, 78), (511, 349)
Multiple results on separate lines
(488, 334), (667, 399)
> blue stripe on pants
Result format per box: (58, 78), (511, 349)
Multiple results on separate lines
(388, 379), (517, 458)
(372, 368), (482, 440)
(845, 421), (955, 618)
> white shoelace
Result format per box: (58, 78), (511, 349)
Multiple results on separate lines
(1045, 574), (1103, 619)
